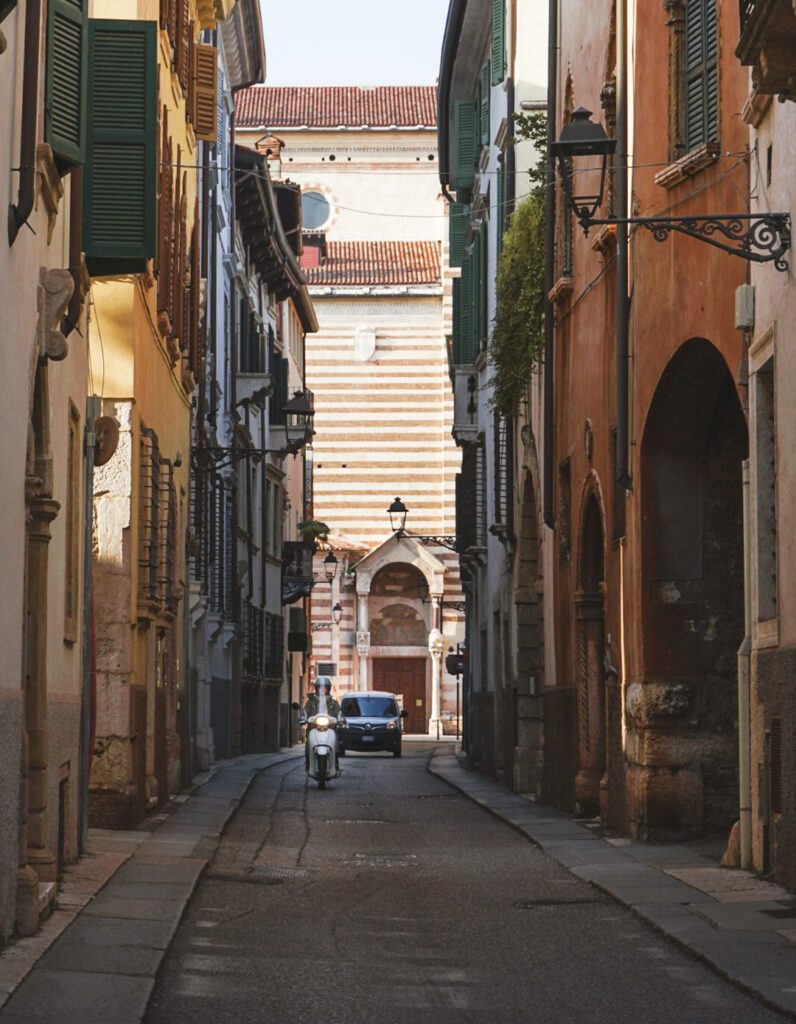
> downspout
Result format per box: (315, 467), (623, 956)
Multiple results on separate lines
(542, 0), (558, 526)
(738, 459), (752, 869)
(615, 0), (631, 491)
(8, 0), (42, 244)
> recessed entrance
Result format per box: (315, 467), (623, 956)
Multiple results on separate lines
(373, 658), (427, 733)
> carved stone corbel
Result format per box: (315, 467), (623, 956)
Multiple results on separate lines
(37, 268), (73, 362)
(36, 146), (64, 244)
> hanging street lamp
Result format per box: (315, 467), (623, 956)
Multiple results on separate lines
(323, 550), (338, 583)
(550, 107), (791, 271)
(386, 497), (457, 551)
(332, 602), (343, 626)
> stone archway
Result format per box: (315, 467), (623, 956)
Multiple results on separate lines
(634, 338), (747, 837)
(512, 471), (544, 794)
(574, 489), (607, 816)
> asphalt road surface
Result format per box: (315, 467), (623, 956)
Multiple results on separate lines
(146, 744), (789, 1024)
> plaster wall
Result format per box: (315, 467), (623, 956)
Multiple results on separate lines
(746, 93), (796, 888)
(237, 127), (444, 243)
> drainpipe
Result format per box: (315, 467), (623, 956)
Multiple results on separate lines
(738, 459), (752, 869)
(8, 0), (42, 245)
(78, 394), (101, 852)
(542, 0), (558, 526)
(615, 0), (631, 492)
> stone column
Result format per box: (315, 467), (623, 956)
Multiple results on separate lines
(23, 496), (60, 890)
(355, 574), (371, 691)
(428, 621), (444, 739)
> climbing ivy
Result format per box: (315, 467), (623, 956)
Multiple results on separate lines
(489, 112), (547, 418)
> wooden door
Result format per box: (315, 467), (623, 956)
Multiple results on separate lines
(373, 658), (427, 734)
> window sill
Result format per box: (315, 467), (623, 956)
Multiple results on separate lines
(654, 143), (720, 190)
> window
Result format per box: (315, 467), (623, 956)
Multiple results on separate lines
(83, 19), (157, 275)
(46, 0), (88, 169)
(301, 191), (331, 229)
(453, 99), (477, 194)
(491, 0), (506, 85)
(684, 0), (718, 151)
(64, 403), (81, 642)
(479, 62), (491, 146)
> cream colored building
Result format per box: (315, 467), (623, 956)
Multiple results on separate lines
(238, 88), (464, 734)
(736, 3), (796, 890)
(1, 0), (91, 939)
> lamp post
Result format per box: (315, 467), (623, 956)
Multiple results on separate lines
(550, 107), (791, 270)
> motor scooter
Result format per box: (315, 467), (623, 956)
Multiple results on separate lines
(292, 696), (343, 789)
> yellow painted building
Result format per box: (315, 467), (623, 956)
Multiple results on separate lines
(88, 0), (228, 824)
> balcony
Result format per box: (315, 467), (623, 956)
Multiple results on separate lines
(737, 0), (796, 98)
(451, 368), (479, 445)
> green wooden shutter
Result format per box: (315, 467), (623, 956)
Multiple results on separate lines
(480, 62), (491, 146)
(83, 19), (157, 275)
(452, 277), (462, 363)
(449, 202), (467, 268)
(491, 0), (506, 85)
(454, 99), (477, 192)
(460, 255), (474, 364)
(46, 0), (88, 167)
(684, 0), (717, 152)
(472, 229), (482, 354)
(496, 161), (506, 260)
(480, 221), (489, 350)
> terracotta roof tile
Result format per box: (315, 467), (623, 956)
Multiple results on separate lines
(236, 86), (438, 129)
(303, 241), (440, 287)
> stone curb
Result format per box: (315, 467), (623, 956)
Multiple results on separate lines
(0, 751), (302, 1024)
(429, 749), (796, 1021)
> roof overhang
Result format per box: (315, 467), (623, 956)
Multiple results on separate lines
(349, 534), (447, 597)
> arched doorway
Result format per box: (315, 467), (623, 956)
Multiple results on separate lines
(369, 563), (431, 733)
(639, 338), (747, 835)
(513, 471), (544, 794)
(574, 489), (607, 816)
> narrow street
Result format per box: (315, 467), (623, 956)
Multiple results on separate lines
(146, 747), (786, 1024)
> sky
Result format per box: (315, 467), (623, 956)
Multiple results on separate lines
(260, 0), (451, 87)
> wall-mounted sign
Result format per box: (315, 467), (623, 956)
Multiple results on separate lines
(316, 662), (336, 676)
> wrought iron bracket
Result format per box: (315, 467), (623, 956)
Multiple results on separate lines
(192, 443), (303, 475)
(583, 213), (791, 271)
(396, 529), (458, 552)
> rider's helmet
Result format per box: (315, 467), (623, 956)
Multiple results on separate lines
(314, 676), (332, 694)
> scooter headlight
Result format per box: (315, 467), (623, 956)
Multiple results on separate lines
(315, 715), (331, 730)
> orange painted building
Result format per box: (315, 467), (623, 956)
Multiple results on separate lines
(548, 0), (752, 842)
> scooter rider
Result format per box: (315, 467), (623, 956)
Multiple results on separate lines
(302, 677), (341, 719)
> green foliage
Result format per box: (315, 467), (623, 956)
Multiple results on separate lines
(488, 112), (547, 417)
(297, 520), (330, 541)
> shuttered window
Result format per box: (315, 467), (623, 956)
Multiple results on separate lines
(449, 202), (467, 267)
(454, 99), (477, 193)
(480, 62), (491, 145)
(454, 254), (475, 365)
(684, 0), (718, 151)
(496, 160), (506, 259)
(46, 0), (88, 168)
(491, 0), (506, 85)
(194, 43), (218, 141)
(478, 220), (488, 351)
(83, 19), (157, 275)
